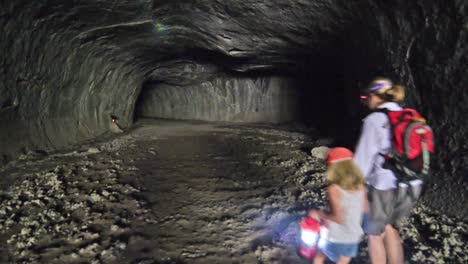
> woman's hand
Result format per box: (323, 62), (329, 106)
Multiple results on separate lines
(308, 209), (321, 220)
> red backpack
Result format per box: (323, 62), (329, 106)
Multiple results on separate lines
(378, 108), (435, 180)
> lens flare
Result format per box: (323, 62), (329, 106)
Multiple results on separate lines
(301, 230), (318, 246)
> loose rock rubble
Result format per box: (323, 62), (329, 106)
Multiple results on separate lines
(0, 137), (153, 263)
(0, 121), (466, 263)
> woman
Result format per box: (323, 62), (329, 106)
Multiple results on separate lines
(354, 77), (422, 264)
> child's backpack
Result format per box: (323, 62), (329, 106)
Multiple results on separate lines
(378, 108), (435, 181)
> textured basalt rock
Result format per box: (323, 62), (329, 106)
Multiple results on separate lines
(0, 1), (466, 218)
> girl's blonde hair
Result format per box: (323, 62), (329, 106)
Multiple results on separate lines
(326, 160), (364, 190)
(369, 77), (405, 103)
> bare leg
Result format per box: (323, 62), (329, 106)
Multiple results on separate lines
(384, 224), (404, 264)
(313, 250), (326, 264)
(336, 256), (352, 264)
(368, 234), (386, 264)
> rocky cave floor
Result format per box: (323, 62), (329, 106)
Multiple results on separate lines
(0, 119), (466, 264)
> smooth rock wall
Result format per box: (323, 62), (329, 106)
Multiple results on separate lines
(0, 1), (148, 161)
(137, 77), (299, 123)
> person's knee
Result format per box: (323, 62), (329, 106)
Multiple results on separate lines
(313, 250), (326, 264)
(336, 256), (351, 264)
(385, 224), (400, 236)
(368, 234), (384, 242)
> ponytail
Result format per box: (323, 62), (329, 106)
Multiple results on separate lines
(368, 77), (405, 103)
(383, 84), (405, 103)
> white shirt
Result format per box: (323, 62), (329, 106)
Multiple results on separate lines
(354, 102), (422, 190)
(325, 186), (364, 243)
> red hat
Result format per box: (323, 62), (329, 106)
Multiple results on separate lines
(326, 147), (354, 164)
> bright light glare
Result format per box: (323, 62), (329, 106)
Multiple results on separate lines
(301, 230), (318, 246)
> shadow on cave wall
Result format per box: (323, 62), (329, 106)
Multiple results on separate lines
(294, 51), (360, 148)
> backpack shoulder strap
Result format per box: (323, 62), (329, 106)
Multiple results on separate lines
(371, 108), (391, 127)
(372, 108), (389, 114)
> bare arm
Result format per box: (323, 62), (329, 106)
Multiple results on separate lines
(319, 185), (344, 224)
(362, 184), (369, 213)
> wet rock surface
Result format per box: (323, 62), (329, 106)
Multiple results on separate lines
(1, 120), (466, 263)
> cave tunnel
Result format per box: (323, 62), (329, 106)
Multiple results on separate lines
(0, 0), (467, 262)
(133, 36), (374, 148)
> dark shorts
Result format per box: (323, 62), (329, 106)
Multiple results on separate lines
(365, 184), (421, 235)
(318, 239), (359, 262)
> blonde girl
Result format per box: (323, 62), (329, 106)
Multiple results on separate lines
(309, 147), (368, 264)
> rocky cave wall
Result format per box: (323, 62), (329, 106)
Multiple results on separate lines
(0, 0), (466, 219)
(137, 76), (299, 123)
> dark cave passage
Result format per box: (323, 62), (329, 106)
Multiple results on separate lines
(0, 0), (467, 231)
(133, 50), (364, 149)
(0, 1), (467, 263)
